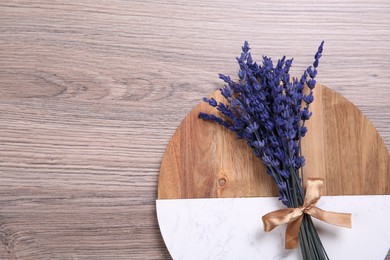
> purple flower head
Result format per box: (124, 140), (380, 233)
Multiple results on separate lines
(318, 41), (324, 55)
(247, 52), (253, 65)
(278, 195), (289, 206)
(307, 79), (316, 89)
(294, 156), (305, 168)
(301, 106), (312, 120)
(220, 86), (232, 100)
(242, 41), (250, 53)
(307, 66), (318, 79)
(246, 122), (259, 134)
(279, 169), (290, 179)
(202, 97), (217, 107)
(277, 180), (287, 191)
(303, 92), (314, 104)
(300, 126), (308, 137)
(198, 112), (231, 129)
(253, 140), (265, 149)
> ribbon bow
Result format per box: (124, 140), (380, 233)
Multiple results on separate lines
(262, 178), (352, 249)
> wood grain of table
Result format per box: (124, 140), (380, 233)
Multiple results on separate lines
(0, 1), (389, 259)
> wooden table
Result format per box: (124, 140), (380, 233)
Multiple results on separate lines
(0, 1), (389, 259)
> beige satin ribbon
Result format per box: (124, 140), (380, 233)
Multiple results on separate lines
(262, 178), (352, 249)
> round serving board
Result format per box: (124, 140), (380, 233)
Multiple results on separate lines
(158, 84), (390, 199)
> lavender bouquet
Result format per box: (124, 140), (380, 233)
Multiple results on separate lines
(199, 41), (330, 259)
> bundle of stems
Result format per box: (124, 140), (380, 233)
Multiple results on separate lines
(200, 41), (328, 259)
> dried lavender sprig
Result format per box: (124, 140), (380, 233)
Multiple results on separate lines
(297, 41), (324, 185)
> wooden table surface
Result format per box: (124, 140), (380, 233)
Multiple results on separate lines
(0, 1), (389, 259)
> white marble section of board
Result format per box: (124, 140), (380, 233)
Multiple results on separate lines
(156, 195), (390, 260)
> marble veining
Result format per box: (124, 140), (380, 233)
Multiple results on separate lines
(156, 196), (390, 260)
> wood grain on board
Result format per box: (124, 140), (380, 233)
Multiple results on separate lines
(1, 0), (390, 259)
(158, 84), (390, 199)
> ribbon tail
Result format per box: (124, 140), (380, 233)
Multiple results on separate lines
(307, 206), (352, 228)
(303, 178), (324, 206)
(262, 208), (295, 232)
(285, 215), (304, 249)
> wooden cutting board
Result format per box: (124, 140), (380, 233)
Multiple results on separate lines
(158, 84), (390, 199)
